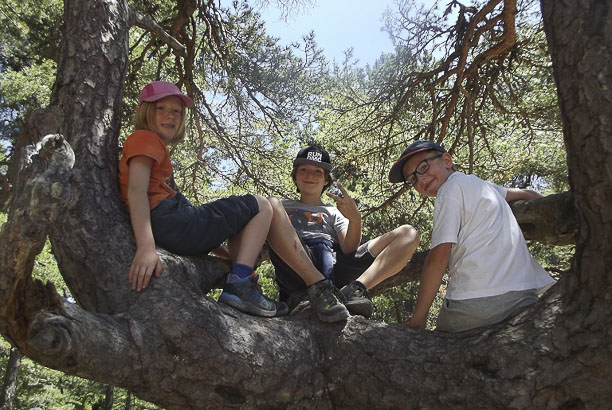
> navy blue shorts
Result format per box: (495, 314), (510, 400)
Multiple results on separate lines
(150, 193), (259, 256)
(270, 240), (375, 308)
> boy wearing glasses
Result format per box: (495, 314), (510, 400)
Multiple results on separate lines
(389, 141), (555, 332)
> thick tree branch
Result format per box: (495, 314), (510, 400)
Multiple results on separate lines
(128, 7), (186, 57)
(509, 191), (577, 245)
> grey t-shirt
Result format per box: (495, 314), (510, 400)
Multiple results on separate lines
(282, 199), (348, 244)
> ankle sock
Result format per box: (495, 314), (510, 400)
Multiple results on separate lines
(231, 263), (254, 279)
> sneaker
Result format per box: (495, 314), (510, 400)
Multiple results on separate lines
(272, 300), (289, 316)
(307, 279), (350, 323)
(218, 273), (276, 317)
(253, 279), (289, 317)
(339, 280), (374, 318)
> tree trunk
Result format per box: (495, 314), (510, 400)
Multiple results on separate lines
(0, 347), (22, 410)
(0, 0), (609, 408)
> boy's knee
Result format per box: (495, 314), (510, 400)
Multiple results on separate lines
(397, 224), (419, 244)
(267, 196), (281, 207)
(253, 195), (273, 216)
(267, 196), (285, 213)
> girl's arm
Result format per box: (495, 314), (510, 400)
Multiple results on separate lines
(327, 182), (362, 254)
(127, 156), (163, 291)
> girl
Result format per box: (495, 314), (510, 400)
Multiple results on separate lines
(119, 81), (277, 317)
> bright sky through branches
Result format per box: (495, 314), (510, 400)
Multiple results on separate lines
(259, 0), (437, 67)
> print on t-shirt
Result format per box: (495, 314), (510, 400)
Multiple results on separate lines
(286, 209), (325, 235)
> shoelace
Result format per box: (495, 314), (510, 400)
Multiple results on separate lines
(318, 283), (339, 305)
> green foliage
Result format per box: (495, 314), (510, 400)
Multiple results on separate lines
(0, 0), (63, 70)
(0, 59), (56, 110)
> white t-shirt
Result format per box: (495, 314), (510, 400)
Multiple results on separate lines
(431, 172), (555, 300)
(282, 199), (348, 244)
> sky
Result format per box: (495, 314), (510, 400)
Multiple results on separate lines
(259, 0), (437, 67)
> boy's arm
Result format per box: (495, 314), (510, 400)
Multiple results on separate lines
(505, 188), (543, 202)
(127, 156), (163, 291)
(408, 242), (452, 329)
(327, 182), (361, 254)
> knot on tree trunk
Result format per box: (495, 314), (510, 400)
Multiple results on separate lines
(28, 312), (74, 360)
(18, 134), (75, 225)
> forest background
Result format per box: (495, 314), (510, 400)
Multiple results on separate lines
(0, 0), (576, 407)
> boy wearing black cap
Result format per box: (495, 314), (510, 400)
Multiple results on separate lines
(389, 141), (555, 332)
(270, 146), (419, 319)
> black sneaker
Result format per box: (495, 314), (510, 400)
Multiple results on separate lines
(218, 273), (276, 317)
(271, 299), (289, 316)
(339, 280), (374, 318)
(307, 279), (350, 323)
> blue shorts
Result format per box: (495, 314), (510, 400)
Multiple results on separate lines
(150, 193), (259, 256)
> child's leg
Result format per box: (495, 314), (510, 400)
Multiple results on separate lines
(219, 195), (277, 317)
(338, 225), (419, 318)
(227, 195), (273, 267)
(355, 225), (419, 289)
(266, 197), (326, 286)
(266, 197), (349, 322)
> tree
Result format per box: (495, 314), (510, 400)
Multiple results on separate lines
(0, 0), (610, 408)
(0, 347), (22, 410)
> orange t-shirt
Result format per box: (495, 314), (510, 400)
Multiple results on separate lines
(119, 130), (176, 211)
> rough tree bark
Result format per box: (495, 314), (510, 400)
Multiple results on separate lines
(0, 0), (609, 408)
(0, 347), (22, 410)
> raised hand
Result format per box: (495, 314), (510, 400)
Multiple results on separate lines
(326, 181), (360, 222)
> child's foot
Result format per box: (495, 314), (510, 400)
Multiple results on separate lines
(307, 279), (350, 323)
(339, 280), (373, 318)
(218, 273), (277, 317)
(271, 300), (289, 316)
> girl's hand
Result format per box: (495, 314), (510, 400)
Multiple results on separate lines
(326, 182), (360, 222)
(129, 248), (163, 291)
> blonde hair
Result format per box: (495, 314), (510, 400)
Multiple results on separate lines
(134, 100), (188, 145)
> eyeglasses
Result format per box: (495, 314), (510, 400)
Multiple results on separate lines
(403, 154), (443, 187)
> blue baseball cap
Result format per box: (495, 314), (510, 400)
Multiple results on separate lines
(388, 141), (446, 183)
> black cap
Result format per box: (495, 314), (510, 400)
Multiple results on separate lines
(388, 141), (447, 183)
(293, 146), (332, 171)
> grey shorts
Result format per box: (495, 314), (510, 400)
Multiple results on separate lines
(150, 193), (258, 256)
(270, 240), (375, 309)
(435, 289), (539, 332)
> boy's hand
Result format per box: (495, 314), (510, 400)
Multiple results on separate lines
(326, 182), (360, 222)
(129, 248), (163, 291)
(407, 316), (427, 329)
